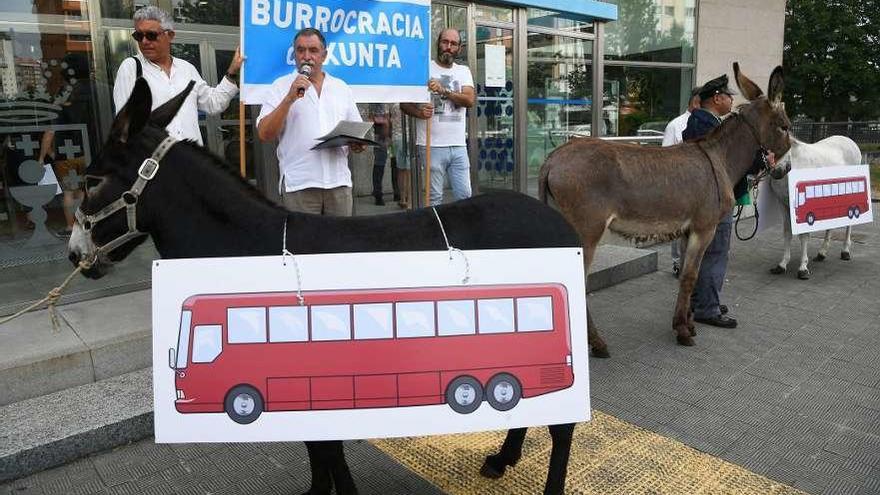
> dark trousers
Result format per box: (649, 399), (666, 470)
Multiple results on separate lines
(691, 213), (732, 319)
(371, 146), (399, 199)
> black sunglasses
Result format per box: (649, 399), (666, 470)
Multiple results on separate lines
(131, 30), (166, 42)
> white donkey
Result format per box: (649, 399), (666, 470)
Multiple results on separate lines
(768, 135), (862, 279)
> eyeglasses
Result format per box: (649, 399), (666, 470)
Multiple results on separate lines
(131, 30), (167, 42)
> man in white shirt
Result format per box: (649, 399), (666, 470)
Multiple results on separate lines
(256, 28), (364, 216)
(663, 86), (701, 277)
(401, 28), (476, 206)
(112, 6), (242, 146)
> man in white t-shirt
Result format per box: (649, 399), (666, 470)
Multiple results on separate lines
(663, 86), (701, 277)
(257, 28), (364, 216)
(401, 28), (475, 206)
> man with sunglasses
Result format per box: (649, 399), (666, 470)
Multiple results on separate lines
(112, 6), (243, 146)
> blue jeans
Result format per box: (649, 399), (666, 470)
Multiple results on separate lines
(691, 213), (732, 319)
(418, 146), (471, 206)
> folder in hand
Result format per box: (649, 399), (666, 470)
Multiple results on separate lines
(311, 121), (381, 150)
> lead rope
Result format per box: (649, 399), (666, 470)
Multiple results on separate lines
(432, 207), (470, 285)
(281, 218), (305, 306)
(0, 257), (95, 331)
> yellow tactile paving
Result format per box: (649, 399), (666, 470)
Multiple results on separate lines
(372, 410), (804, 495)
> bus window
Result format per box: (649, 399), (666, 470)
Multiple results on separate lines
(354, 303), (393, 340)
(175, 310), (192, 368)
(269, 306), (308, 342)
(857, 181), (864, 193)
(478, 298), (514, 334)
(192, 325), (222, 363)
(396, 301), (435, 338)
(831, 183), (839, 196)
(228, 307), (267, 343)
(823, 184), (831, 197)
(438, 300), (476, 336)
(798, 192), (806, 206)
(846, 182), (853, 194)
(517, 297), (553, 332)
(312, 305), (352, 341)
(806, 186), (814, 199)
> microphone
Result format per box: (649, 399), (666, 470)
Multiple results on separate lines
(297, 64), (312, 97)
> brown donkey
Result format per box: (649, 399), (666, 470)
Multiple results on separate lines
(540, 63), (792, 347)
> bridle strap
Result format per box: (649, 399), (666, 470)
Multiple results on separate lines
(76, 135), (178, 257)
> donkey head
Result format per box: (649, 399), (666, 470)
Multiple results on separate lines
(733, 62), (792, 159)
(68, 78), (194, 278)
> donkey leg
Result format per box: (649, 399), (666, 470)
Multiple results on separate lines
(303, 441), (334, 495)
(326, 441), (358, 495)
(841, 225), (853, 260)
(674, 230), (712, 346)
(771, 205), (791, 274)
(542, 423), (575, 495)
(582, 242), (610, 358)
(481, 428), (528, 479)
(799, 233), (812, 279)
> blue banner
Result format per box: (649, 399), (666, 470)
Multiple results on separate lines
(241, 0), (431, 104)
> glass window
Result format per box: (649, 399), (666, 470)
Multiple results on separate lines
(2, 1), (89, 20)
(476, 26), (515, 193)
(432, 3), (469, 60)
(475, 5), (513, 23)
(604, 65), (694, 137)
(269, 306), (308, 343)
(846, 182), (853, 194)
(478, 298), (515, 334)
(228, 307), (267, 343)
(603, 0), (695, 63)
(354, 303), (393, 340)
(312, 305), (351, 341)
(831, 183), (839, 196)
(526, 32), (592, 196)
(437, 300), (476, 336)
(192, 325), (222, 363)
(171, 0), (240, 26)
(806, 186), (815, 198)
(858, 181), (865, 193)
(396, 301), (435, 338)
(517, 297), (554, 332)
(823, 184), (832, 196)
(527, 8), (594, 35)
(175, 310), (192, 368)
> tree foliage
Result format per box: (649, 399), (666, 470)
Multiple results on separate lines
(784, 0), (880, 121)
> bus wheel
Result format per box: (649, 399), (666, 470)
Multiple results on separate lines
(225, 385), (263, 424)
(445, 376), (483, 414)
(486, 373), (522, 411)
(853, 207), (860, 218)
(848, 207), (854, 219)
(806, 212), (815, 225)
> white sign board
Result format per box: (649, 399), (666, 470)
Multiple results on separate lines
(787, 165), (873, 235)
(153, 248), (590, 443)
(484, 44), (506, 88)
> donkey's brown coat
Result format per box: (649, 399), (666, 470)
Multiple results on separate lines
(541, 64), (792, 347)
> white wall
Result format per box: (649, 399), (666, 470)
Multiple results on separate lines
(695, 0), (786, 101)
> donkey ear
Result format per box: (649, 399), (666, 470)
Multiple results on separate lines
(733, 62), (763, 101)
(767, 66), (784, 106)
(110, 78), (152, 143)
(149, 80), (196, 129)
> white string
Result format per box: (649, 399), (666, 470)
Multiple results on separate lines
(281, 218), (305, 305)
(431, 207), (470, 285)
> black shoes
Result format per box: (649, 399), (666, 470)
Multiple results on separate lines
(694, 314), (737, 328)
(373, 195), (385, 206)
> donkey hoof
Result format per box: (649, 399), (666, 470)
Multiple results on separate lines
(480, 459), (506, 479)
(813, 253), (826, 262)
(676, 335), (695, 346)
(689, 326), (697, 337)
(591, 346), (611, 359)
(841, 251), (851, 261)
(769, 265), (786, 275)
(797, 269), (811, 280)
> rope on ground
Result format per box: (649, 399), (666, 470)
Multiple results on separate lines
(0, 259), (92, 332)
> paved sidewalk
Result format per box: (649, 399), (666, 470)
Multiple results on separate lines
(3, 217), (879, 495)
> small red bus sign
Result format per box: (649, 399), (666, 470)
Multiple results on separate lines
(795, 176), (869, 225)
(168, 284), (574, 424)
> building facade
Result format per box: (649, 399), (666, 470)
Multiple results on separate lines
(0, 0), (783, 314)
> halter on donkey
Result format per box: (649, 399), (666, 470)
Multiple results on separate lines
(68, 77), (593, 494)
(540, 63), (792, 347)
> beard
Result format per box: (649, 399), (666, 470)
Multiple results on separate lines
(437, 50), (455, 65)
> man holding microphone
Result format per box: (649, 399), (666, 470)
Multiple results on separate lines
(257, 27), (365, 216)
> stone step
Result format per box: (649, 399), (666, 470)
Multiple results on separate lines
(0, 368), (152, 483)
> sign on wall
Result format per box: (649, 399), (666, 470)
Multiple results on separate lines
(240, 0), (431, 104)
(153, 248), (591, 443)
(787, 165), (873, 235)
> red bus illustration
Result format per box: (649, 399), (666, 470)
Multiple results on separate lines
(795, 176), (869, 225)
(168, 284), (574, 424)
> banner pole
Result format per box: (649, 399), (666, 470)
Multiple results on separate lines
(239, 102), (247, 178)
(424, 117), (431, 207)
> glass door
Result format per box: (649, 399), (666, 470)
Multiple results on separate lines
(474, 25), (515, 193)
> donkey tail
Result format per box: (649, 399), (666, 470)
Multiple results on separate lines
(538, 160), (554, 204)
